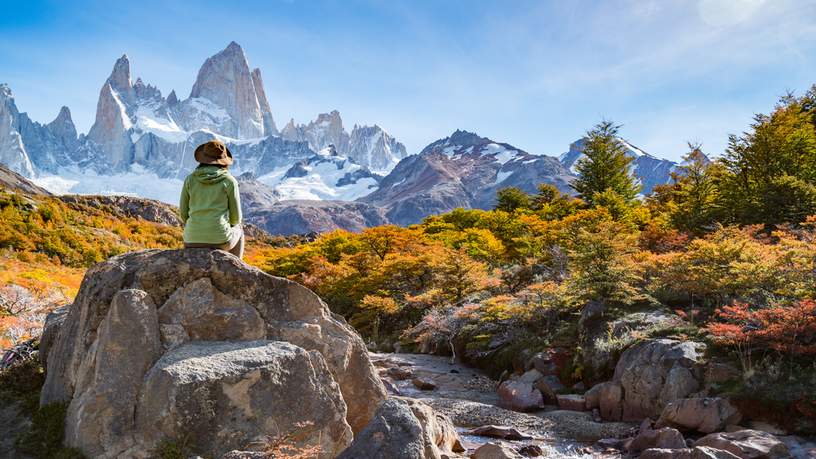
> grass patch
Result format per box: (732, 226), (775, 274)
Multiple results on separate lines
(16, 403), (86, 459)
(0, 358), (45, 414)
(153, 436), (195, 459)
(0, 357), (86, 458)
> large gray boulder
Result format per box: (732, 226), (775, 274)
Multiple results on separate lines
(40, 249), (386, 457)
(136, 341), (351, 458)
(63, 289), (163, 457)
(613, 339), (706, 420)
(337, 398), (464, 459)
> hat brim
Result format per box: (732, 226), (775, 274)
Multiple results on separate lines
(194, 145), (234, 166)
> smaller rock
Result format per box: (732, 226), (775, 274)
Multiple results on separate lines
(596, 438), (624, 449)
(466, 425), (532, 441)
(591, 409), (602, 423)
(639, 447), (741, 459)
(519, 369), (543, 384)
(657, 398), (742, 434)
(705, 363), (741, 386)
(556, 394), (586, 412)
(746, 421), (786, 436)
(694, 429), (790, 459)
(533, 375), (564, 404)
(597, 381), (623, 421)
(498, 379), (544, 412)
(382, 379), (402, 396)
(412, 377), (437, 391)
(629, 423), (686, 452)
(517, 444), (543, 457)
(337, 398), (463, 459)
(527, 348), (570, 376)
(221, 452), (267, 459)
(471, 442), (523, 459)
(387, 366), (414, 380)
(585, 383), (603, 409)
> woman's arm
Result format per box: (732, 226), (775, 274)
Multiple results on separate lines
(227, 178), (242, 226)
(179, 178), (190, 224)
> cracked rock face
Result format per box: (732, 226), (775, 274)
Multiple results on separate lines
(613, 339), (706, 421)
(40, 249), (386, 458)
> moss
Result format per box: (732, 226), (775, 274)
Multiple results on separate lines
(0, 357), (45, 414)
(153, 436), (195, 459)
(16, 403), (86, 459)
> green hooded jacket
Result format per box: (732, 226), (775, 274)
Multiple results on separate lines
(179, 165), (242, 244)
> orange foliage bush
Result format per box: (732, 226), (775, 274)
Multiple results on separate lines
(707, 300), (816, 356)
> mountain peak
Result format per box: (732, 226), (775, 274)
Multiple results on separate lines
(226, 41), (243, 53)
(188, 41), (264, 138)
(53, 106), (72, 123)
(108, 54), (132, 95)
(448, 129), (487, 146)
(47, 106), (77, 143)
(0, 83), (11, 99)
(250, 67), (277, 135)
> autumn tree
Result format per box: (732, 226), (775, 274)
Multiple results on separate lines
(532, 184), (580, 220)
(668, 143), (721, 233)
(721, 88), (816, 225)
(495, 187), (531, 213)
(572, 121), (640, 206)
(567, 220), (641, 305)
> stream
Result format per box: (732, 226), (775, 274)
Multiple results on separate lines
(370, 352), (635, 458)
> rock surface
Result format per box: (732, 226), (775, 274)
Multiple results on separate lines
(423, 398), (633, 442)
(639, 446), (741, 459)
(657, 397), (742, 434)
(40, 249), (386, 457)
(337, 398), (463, 459)
(470, 442), (523, 458)
(58, 194), (182, 226)
(0, 163), (49, 195)
(694, 429), (791, 459)
(497, 379), (544, 412)
(629, 421), (687, 452)
(613, 339), (706, 420)
(137, 341), (351, 458)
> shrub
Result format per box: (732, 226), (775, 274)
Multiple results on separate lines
(707, 300), (816, 357)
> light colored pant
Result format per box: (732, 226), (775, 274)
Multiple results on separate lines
(184, 225), (245, 259)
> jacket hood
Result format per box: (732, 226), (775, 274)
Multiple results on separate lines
(191, 165), (230, 184)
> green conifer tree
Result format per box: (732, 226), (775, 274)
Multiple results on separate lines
(572, 121), (641, 206)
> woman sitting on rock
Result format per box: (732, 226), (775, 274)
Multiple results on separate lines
(179, 139), (244, 259)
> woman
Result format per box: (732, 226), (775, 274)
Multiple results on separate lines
(179, 139), (244, 259)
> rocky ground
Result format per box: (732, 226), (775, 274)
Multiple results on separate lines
(370, 352), (816, 459)
(370, 352), (635, 458)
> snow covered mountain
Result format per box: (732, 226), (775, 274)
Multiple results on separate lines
(559, 137), (693, 194)
(0, 42), (406, 204)
(255, 146), (381, 201)
(0, 40), (698, 235)
(280, 112), (407, 173)
(361, 130), (574, 225)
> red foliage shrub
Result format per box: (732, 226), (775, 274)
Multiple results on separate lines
(707, 300), (816, 356)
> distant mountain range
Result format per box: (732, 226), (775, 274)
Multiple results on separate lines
(0, 41), (700, 235)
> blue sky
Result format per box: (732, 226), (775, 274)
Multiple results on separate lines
(1, 0), (815, 161)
